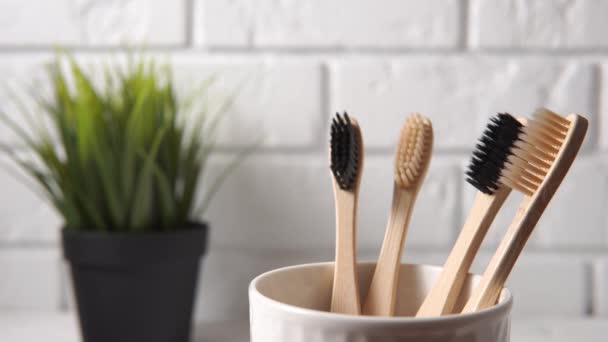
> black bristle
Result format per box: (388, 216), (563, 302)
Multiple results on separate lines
(330, 112), (360, 191)
(466, 113), (523, 194)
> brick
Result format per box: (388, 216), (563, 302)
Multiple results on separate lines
(533, 157), (607, 248)
(471, 252), (587, 316)
(0, 155), (61, 244)
(462, 157), (606, 249)
(193, 0), (251, 47)
(195, 247), (332, 321)
(0, 54), (53, 147)
(195, 0), (461, 48)
(203, 154), (334, 250)
(203, 154), (458, 250)
(331, 57), (595, 150)
(357, 156), (459, 250)
(0, 248), (62, 310)
(170, 56), (323, 148)
(0, 0), (185, 46)
(471, 0), (608, 49)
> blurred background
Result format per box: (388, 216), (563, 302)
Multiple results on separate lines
(0, 0), (607, 341)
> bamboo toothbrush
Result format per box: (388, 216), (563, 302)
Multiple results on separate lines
(330, 112), (364, 315)
(416, 113), (521, 317)
(363, 113), (433, 316)
(462, 109), (588, 313)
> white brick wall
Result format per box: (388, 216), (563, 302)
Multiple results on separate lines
(471, 0), (608, 49)
(0, 0), (606, 324)
(331, 57), (595, 149)
(170, 56), (324, 148)
(0, 0), (185, 46)
(195, 0), (462, 48)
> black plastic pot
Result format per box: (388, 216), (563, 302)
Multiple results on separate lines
(62, 223), (208, 342)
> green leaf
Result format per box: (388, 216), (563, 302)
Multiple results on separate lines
(68, 56), (102, 163)
(150, 163), (176, 229)
(91, 137), (124, 227)
(129, 125), (168, 231)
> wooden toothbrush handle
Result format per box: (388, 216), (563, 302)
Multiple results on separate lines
(416, 187), (510, 317)
(331, 188), (361, 315)
(363, 187), (415, 316)
(462, 195), (533, 312)
(464, 166), (575, 312)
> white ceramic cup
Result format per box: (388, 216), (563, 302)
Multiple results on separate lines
(249, 262), (512, 342)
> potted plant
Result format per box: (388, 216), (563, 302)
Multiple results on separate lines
(0, 54), (245, 342)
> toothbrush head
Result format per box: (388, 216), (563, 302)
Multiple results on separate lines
(330, 112), (363, 191)
(394, 113), (433, 189)
(498, 108), (580, 196)
(468, 109), (586, 196)
(466, 113), (523, 194)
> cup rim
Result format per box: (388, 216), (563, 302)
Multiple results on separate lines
(249, 261), (513, 327)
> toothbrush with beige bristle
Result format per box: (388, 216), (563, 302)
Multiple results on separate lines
(363, 113), (433, 316)
(330, 112), (364, 315)
(462, 109), (588, 312)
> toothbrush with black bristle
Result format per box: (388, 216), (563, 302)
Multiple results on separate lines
(417, 113), (522, 317)
(329, 112), (364, 315)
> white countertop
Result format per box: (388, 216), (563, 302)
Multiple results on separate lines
(1, 312), (607, 342)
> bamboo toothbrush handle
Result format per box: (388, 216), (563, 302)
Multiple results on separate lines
(463, 115), (588, 313)
(416, 187), (510, 317)
(331, 187), (361, 315)
(363, 186), (415, 316)
(461, 195), (532, 312)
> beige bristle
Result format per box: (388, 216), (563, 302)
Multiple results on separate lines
(499, 109), (570, 196)
(394, 113), (433, 188)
